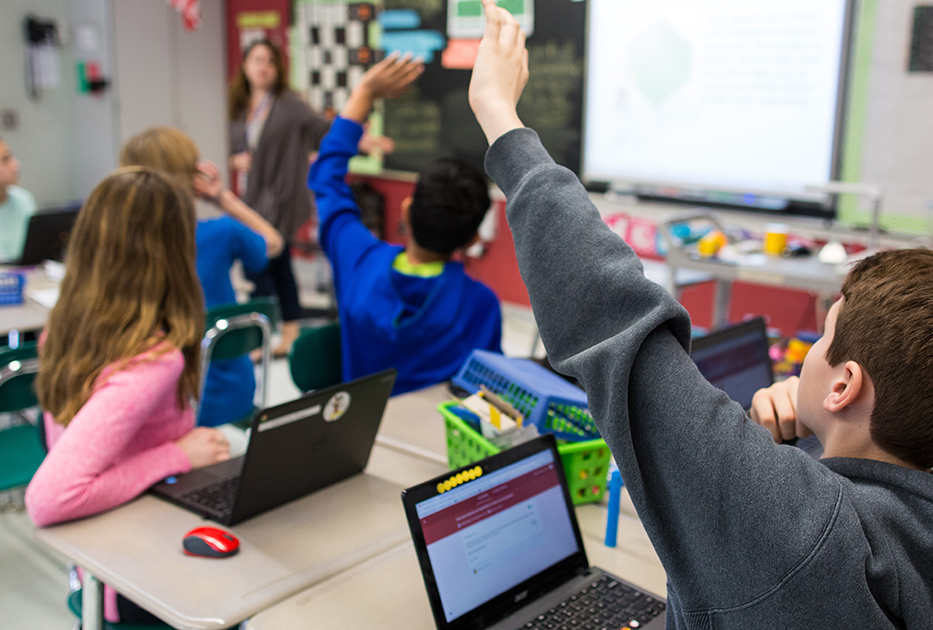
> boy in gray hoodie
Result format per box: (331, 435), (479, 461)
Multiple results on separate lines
(468, 2), (933, 627)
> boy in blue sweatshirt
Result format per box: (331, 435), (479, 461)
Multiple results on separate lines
(308, 54), (502, 395)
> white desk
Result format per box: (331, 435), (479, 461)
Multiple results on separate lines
(247, 388), (667, 629)
(32, 390), (453, 630)
(34, 468), (414, 630)
(246, 516), (666, 630)
(33, 384), (661, 630)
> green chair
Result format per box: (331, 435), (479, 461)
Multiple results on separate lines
(289, 321), (342, 392)
(195, 298), (278, 424)
(0, 342), (46, 499)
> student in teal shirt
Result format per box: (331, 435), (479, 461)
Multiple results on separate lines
(0, 137), (37, 262)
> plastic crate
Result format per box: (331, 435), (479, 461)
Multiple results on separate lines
(0, 273), (25, 306)
(452, 350), (599, 441)
(439, 401), (611, 505)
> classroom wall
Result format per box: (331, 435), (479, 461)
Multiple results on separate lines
(0, 0), (89, 206)
(0, 0), (229, 208)
(855, 0), (933, 230)
(113, 0), (228, 182)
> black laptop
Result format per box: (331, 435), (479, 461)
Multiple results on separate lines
(151, 369), (396, 525)
(690, 317), (774, 410)
(691, 318), (824, 456)
(1, 203), (81, 266)
(402, 435), (666, 630)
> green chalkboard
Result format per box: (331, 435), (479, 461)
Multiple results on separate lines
(382, 0), (587, 175)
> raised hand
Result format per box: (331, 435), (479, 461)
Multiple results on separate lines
(468, 0), (529, 144)
(342, 52), (424, 123)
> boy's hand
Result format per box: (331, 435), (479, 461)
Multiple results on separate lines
(750, 376), (813, 442)
(468, 0), (529, 145)
(193, 160), (224, 202)
(341, 52), (424, 123)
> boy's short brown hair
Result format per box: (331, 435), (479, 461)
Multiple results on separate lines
(827, 248), (933, 469)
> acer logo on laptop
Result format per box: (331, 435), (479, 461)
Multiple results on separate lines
(514, 590), (528, 603)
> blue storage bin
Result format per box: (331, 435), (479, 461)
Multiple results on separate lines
(452, 350), (599, 441)
(0, 273), (26, 306)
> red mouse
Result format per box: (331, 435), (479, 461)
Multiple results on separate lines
(182, 526), (240, 558)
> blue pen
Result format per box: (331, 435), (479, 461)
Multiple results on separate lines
(604, 467), (623, 548)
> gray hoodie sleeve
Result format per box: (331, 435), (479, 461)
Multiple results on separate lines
(485, 128), (844, 613)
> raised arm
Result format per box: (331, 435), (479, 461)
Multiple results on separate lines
(194, 160), (284, 258)
(308, 54), (422, 276)
(469, 0), (842, 611)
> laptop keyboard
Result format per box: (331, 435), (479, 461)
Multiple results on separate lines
(181, 477), (239, 515)
(518, 575), (665, 630)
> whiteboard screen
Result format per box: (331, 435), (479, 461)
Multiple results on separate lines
(583, 0), (850, 207)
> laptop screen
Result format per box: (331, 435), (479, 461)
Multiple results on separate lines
(690, 318), (774, 410)
(413, 447), (581, 624)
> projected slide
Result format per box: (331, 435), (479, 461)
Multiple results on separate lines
(584, 0), (849, 198)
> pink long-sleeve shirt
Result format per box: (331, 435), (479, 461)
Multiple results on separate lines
(25, 345), (195, 622)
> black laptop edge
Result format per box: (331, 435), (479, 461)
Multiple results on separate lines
(401, 435), (592, 630)
(151, 368), (396, 525)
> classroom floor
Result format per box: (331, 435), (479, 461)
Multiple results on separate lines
(1, 297), (545, 630)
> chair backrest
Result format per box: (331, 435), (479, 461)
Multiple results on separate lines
(197, 299), (278, 422)
(204, 298), (278, 361)
(0, 342), (46, 493)
(0, 342), (40, 414)
(289, 321), (342, 392)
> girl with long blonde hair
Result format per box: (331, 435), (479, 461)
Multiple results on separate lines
(25, 168), (230, 624)
(120, 126), (282, 426)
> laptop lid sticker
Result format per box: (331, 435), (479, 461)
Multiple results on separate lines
(324, 391), (351, 422)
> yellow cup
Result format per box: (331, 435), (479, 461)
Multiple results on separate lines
(763, 223), (788, 256)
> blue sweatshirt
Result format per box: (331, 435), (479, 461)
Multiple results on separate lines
(196, 217), (268, 426)
(309, 117), (502, 395)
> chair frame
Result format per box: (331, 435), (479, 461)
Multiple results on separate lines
(195, 312), (273, 424)
(0, 352), (42, 508)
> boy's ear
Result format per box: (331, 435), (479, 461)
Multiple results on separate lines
(823, 360), (866, 413)
(400, 196), (413, 224)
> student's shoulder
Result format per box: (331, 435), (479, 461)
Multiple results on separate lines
(198, 216), (241, 236)
(103, 342), (185, 386)
(451, 266), (501, 306)
(8, 185), (36, 212)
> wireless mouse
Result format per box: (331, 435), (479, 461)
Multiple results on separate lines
(182, 526), (240, 558)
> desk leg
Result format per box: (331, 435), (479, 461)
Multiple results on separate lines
(82, 571), (103, 630)
(712, 280), (732, 329)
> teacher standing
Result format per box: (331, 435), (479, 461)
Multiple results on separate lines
(229, 39), (330, 357)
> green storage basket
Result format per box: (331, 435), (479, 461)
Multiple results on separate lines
(439, 401), (611, 505)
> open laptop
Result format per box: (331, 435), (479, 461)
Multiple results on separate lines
(0, 203), (81, 266)
(402, 435), (666, 630)
(691, 317), (824, 457)
(151, 369), (396, 525)
(690, 317), (774, 410)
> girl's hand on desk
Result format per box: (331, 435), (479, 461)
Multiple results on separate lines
(750, 376), (812, 442)
(177, 427), (230, 468)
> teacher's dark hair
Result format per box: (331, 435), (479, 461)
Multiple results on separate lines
(228, 38), (288, 121)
